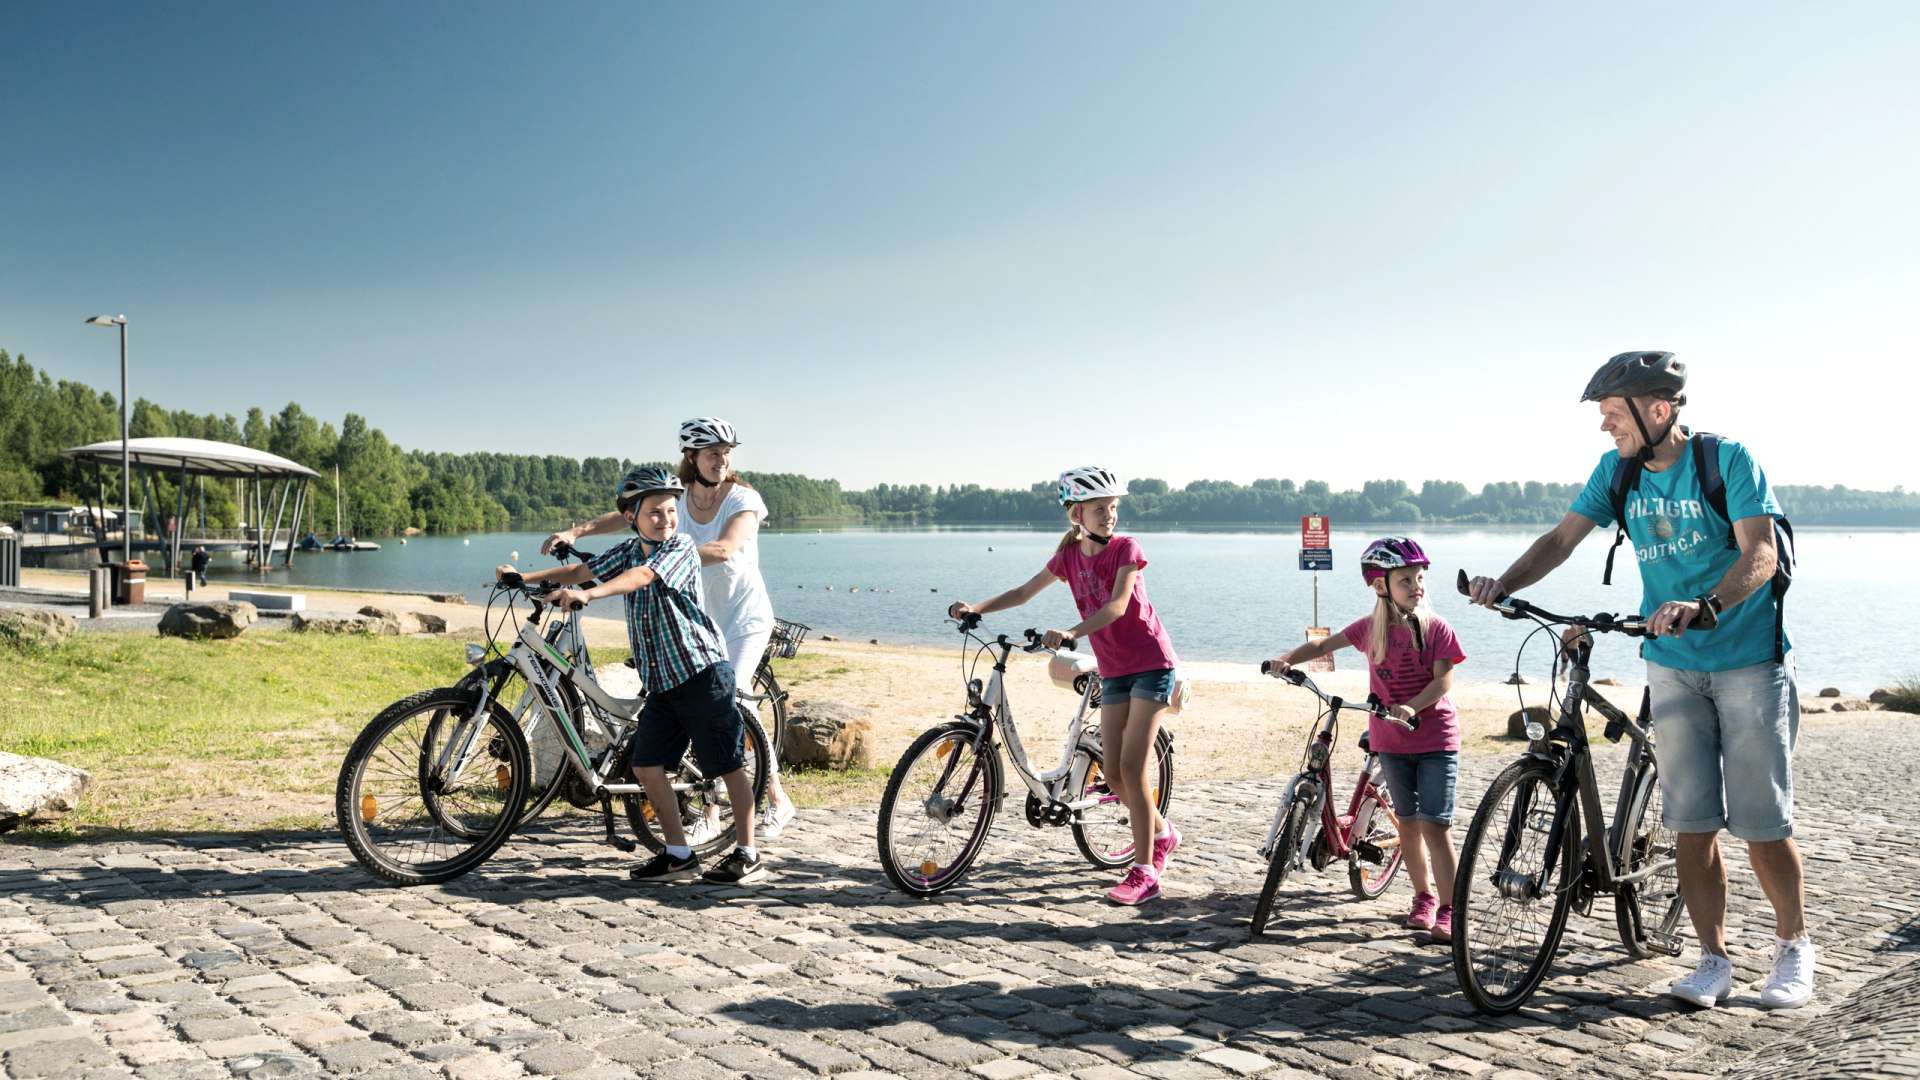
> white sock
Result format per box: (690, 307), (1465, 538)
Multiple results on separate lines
(666, 845), (693, 860)
(738, 846), (758, 860)
(1155, 823), (1173, 840)
(1133, 862), (1154, 874)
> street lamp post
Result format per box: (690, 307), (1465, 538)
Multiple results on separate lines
(84, 315), (130, 566)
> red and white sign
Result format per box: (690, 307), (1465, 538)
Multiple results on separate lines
(1301, 515), (1330, 548)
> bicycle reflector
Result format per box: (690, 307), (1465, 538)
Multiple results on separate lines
(360, 795), (377, 823)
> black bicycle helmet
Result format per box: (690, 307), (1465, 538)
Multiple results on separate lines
(615, 465), (685, 509)
(1580, 351), (1687, 403)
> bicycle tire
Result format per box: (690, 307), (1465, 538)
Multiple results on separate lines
(449, 661), (572, 828)
(1347, 784), (1405, 899)
(1615, 759), (1686, 959)
(623, 701), (770, 857)
(751, 664), (790, 768)
(876, 721), (1001, 896)
(336, 687), (530, 886)
(1070, 727), (1175, 870)
(1451, 758), (1578, 1015)
(1250, 795), (1315, 938)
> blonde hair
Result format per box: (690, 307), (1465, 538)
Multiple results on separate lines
(677, 448), (754, 491)
(1367, 575), (1432, 667)
(1055, 503), (1094, 553)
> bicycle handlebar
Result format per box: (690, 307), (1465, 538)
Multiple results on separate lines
(1260, 662), (1413, 730)
(946, 614), (1076, 653)
(1454, 569), (1708, 636)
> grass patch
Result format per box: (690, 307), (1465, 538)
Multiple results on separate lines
(1882, 676), (1920, 715)
(2, 632), (469, 837)
(781, 763), (893, 808)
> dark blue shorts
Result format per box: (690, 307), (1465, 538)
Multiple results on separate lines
(626, 661), (745, 777)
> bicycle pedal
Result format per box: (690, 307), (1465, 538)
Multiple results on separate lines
(606, 836), (636, 853)
(1353, 840), (1386, 865)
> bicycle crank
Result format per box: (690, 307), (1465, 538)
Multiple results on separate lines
(1025, 793), (1073, 827)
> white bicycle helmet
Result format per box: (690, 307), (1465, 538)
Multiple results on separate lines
(1057, 466), (1124, 505)
(679, 417), (740, 451)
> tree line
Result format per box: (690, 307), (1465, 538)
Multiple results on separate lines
(4, 349), (1917, 533)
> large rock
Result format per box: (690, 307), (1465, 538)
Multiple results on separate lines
(358, 606), (447, 634)
(782, 699), (875, 770)
(291, 613), (398, 635)
(0, 608), (78, 650)
(0, 752), (91, 833)
(158, 601), (257, 639)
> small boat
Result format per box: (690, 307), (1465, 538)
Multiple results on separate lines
(296, 533), (324, 552)
(324, 536), (381, 552)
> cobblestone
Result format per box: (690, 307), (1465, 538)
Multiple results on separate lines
(0, 716), (1915, 1077)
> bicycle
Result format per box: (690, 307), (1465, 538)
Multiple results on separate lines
(335, 575), (769, 886)
(749, 617), (808, 765)
(1248, 665), (1410, 938)
(1449, 569), (1698, 1014)
(875, 614), (1174, 896)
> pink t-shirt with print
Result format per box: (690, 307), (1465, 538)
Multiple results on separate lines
(1044, 534), (1179, 678)
(1341, 613), (1466, 754)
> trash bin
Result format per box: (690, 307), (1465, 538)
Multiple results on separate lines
(114, 559), (148, 606)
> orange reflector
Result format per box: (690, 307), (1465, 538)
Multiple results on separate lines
(935, 741), (953, 759)
(360, 795), (377, 823)
(919, 860), (939, 876)
(496, 765), (511, 790)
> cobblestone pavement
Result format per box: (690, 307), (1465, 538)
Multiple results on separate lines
(4, 714), (1917, 1080)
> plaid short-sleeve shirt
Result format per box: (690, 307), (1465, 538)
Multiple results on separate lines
(587, 533), (728, 693)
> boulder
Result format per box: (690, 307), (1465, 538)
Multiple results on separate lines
(158, 601), (257, 640)
(425, 593), (468, 605)
(291, 613), (398, 635)
(1869, 688), (1895, 704)
(357, 606), (446, 634)
(1819, 687), (1842, 698)
(0, 752), (91, 832)
(1504, 673), (1529, 686)
(782, 699), (875, 770)
(1594, 677), (1624, 687)
(0, 608), (78, 650)
(1507, 706), (1552, 740)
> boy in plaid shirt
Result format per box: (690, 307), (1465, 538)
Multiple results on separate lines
(498, 465), (764, 884)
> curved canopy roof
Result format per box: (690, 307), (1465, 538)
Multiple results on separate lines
(60, 437), (320, 480)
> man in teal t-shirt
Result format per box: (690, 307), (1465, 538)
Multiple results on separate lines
(1466, 351), (1812, 1012)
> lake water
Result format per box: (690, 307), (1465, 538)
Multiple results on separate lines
(174, 524), (1915, 693)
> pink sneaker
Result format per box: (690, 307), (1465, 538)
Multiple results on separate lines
(1430, 904), (1453, 943)
(1106, 866), (1161, 906)
(1406, 892), (1438, 930)
(1151, 822), (1181, 875)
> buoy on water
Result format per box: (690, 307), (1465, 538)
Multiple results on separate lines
(510, 551), (519, 560)
(463, 539), (470, 545)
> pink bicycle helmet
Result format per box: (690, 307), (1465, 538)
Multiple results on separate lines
(1360, 536), (1431, 585)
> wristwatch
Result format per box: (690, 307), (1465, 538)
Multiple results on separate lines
(1695, 593), (1723, 617)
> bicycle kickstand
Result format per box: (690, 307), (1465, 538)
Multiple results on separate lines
(597, 792), (637, 853)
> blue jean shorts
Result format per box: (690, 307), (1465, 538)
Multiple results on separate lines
(1647, 656), (1799, 841)
(1100, 667), (1177, 705)
(1376, 751), (1459, 826)
(627, 661), (746, 778)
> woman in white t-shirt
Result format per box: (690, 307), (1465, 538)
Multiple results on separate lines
(540, 416), (798, 840)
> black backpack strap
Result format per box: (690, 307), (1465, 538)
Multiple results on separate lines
(1603, 456), (1641, 586)
(1691, 431), (1735, 550)
(1695, 431), (1794, 662)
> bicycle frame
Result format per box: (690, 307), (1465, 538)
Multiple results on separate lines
(958, 630), (1102, 811)
(1260, 692), (1394, 867)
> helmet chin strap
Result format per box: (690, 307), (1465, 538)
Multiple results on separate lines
(692, 472), (721, 488)
(1625, 398), (1676, 465)
(1084, 530), (1112, 546)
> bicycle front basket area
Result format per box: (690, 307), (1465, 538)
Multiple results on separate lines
(771, 618), (811, 659)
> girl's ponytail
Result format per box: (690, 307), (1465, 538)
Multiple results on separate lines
(1055, 524), (1083, 553)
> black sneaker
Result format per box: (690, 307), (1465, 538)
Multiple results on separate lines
(701, 848), (766, 885)
(628, 850), (700, 883)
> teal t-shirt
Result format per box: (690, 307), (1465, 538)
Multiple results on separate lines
(1568, 433), (1790, 671)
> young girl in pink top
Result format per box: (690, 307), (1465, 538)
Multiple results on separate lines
(1267, 537), (1466, 942)
(948, 467), (1181, 906)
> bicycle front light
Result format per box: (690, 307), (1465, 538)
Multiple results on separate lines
(464, 644), (487, 667)
(1525, 719), (1548, 741)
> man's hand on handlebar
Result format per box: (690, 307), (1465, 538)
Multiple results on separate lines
(1466, 574), (1508, 607)
(1647, 598), (1710, 638)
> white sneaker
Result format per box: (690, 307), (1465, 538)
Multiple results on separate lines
(757, 800), (797, 840)
(1668, 953), (1734, 1008)
(682, 817), (722, 847)
(1760, 936), (1816, 1009)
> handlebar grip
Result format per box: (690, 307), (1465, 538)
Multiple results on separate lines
(1259, 660), (1273, 674)
(498, 571), (524, 589)
(1691, 604), (1718, 631)
(957, 612), (981, 631)
(1284, 668), (1306, 686)
(1456, 569), (1471, 596)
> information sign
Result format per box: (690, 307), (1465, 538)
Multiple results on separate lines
(1301, 515), (1331, 548)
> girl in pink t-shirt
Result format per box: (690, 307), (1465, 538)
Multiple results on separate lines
(1267, 536), (1466, 942)
(948, 466), (1181, 907)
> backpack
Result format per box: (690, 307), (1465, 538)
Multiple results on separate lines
(1603, 431), (1795, 662)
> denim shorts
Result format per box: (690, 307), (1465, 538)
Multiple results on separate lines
(1647, 656), (1799, 841)
(1376, 751), (1459, 826)
(1100, 667), (1177, 705)
(626, 661), (746, 777)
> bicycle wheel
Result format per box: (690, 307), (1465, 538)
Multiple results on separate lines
(1347, 783), (1406, 899)
(337, 687), (530, 886)
(1451, 759), (1578, 1015)
(1615, 760), (1686, 959)
(1071, 727), (1175, 870)
(623, 702), (770, 857)
(450, 661), (571, 828)
(876, 721), (1001, 896)
(1250, 794), (1315, 938)
(751, 664), (790, 767)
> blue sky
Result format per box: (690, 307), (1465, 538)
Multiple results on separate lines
(4, 3), (1915, 491)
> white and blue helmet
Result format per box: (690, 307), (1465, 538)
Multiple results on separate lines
(1057, 466), (1124, 506)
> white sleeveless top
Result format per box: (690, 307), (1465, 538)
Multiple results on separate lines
(675, 485), (775, 639)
